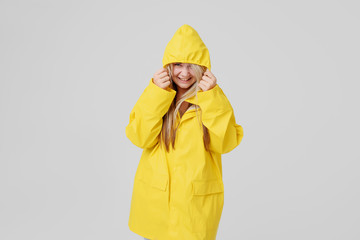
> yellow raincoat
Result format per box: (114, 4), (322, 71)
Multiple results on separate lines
(126, 24), (244, 240)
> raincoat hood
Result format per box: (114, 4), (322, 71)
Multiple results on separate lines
(162, 24), (211, 70)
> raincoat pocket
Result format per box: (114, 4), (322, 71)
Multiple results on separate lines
(130, 173), (169, 235)
(192, 179), (224, 195)
(190, 179), (224, 233)
(150, 174), (168, 191)
(138, 172), (168, 192)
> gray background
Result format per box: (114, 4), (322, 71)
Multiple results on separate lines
(1, 0), (359, 239)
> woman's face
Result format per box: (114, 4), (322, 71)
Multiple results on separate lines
(172, 63), (196, 90)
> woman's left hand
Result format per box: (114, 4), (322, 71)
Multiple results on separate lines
(198, 69), (217, 91)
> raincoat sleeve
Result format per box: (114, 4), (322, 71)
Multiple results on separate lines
(185, 84), (244, 154)
(125, 78), (176, 149)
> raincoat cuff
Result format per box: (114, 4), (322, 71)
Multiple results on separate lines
(184, 84), (232, 114)
(149, 78), (176, 94)
(136, 78), (176, 116)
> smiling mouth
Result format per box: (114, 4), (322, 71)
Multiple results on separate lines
(178, 77), (192, 82)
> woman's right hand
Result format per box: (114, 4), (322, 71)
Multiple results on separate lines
(153, 68), (171, 89)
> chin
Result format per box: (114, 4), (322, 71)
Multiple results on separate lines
(177, 81), (195, 89)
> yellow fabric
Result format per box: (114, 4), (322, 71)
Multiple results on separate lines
(126, 25), (244, 240)
(163, 24), (211, 70)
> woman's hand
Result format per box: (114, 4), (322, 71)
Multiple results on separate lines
(153, 68), (171, 89)
(198, 69), (217, 91)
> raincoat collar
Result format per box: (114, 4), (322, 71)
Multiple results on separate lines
(176, 105), (198, 123)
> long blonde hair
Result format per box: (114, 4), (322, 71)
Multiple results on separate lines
(158, 63), (210, 152)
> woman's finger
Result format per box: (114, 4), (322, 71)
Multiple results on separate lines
(205, 71), (215, 79)
(162, 76), (170, 82)
(158, 71), (168, 79)
(201, 79), (211, 88)
(202, 75), (213, 83)
(198, 82), (205, 91)
(155, 68), (167, 74)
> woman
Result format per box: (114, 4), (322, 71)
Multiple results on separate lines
(126, 24), (244, 240)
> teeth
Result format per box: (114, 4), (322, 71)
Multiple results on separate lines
(180, 78), (191, 81)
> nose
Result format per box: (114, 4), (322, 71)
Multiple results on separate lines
(180, 65), (191, 77)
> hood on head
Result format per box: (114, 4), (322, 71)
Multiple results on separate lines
(162, 24), (211, 71)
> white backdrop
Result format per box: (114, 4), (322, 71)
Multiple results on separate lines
(1, 0), (359, 239)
